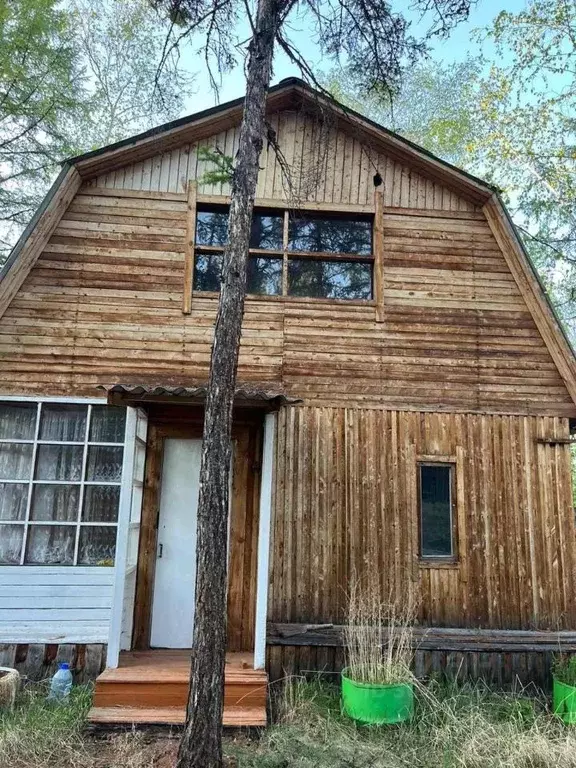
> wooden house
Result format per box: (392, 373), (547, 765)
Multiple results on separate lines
(0, 79), (575, 726)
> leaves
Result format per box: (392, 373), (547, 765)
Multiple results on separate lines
(0, 0), (84, 247)
(0, 0), (196, 258)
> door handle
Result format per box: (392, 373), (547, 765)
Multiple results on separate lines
(158, 542), (163, 559)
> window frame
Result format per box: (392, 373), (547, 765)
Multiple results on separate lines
(192, 204), (375, 303)
(0, 397), (126, 567)
(417, 460), (458, 565)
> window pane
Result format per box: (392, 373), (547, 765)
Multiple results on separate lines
(196, 210), (228, 246)
(25, 525), (75, 565)
(78, 526), (116, 566)
(0, 524), (23, 564)
(30, 484), (80, 522)
(35, 445), (83, 481)
(0, 402), (36, 440)
(288, 259), (372, 300)
(89, 406), (126, 443)
(420, 465), (453, 558)
(82, 485), (120, 523)
(250, 213), (283, 250)
(193, 252), (222, 292)
(0, 484), (28, 521)
(247, 257), (282, 295)
(86, 446), (123, 482)
(289, 216), (372, 255)
(39, 404), (87, 442)
(0, 443), (33, 480)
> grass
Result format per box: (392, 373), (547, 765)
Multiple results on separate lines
(3, 677), (576, 767)
(0, 681), (177, 768)
(226, 678), (576, 768)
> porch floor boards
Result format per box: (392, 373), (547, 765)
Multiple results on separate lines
(88, 651), (268, 727)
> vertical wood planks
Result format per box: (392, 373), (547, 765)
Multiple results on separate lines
(268, 407), (576, 632)
(182, 181), (197, 314)
(373, 187), (385, 321)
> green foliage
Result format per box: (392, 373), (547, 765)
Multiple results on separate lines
(0, 0), (195, 257)
(197, 145), (234, 186)
(553, 655), (576, 687)
(68, 0), (195, 150)
(326, 59), (482, 169)
(0, 0), (84, 247)
(0, 683), (92, 768)
(471, 0), (576, 344)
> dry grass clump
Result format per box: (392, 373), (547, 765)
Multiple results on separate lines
(227, 678), (576, 768)
(343, 579), (416, 685)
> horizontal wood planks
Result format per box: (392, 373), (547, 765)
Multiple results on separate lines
(0, 182), (573, 415)
(0, 566), (114, 643)
(268, 408), (576, 631)
(90, 650), (267, 726)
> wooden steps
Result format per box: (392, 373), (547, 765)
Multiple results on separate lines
(88, 706), (267, 727)
(88, 651), (267, 727)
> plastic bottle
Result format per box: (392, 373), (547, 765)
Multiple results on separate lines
(47, 662), (73, 702)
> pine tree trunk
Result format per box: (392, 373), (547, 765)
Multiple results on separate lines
(176, 2), (279, 767)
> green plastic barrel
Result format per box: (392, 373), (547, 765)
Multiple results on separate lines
(553, 677), (576, 724)
(341, 669), (414, 725)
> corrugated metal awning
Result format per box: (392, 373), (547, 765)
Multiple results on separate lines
(99, 383), (301, 410)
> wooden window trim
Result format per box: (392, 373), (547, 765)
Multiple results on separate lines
(188, 203), (375, 304)
(197, 193), (375, 215)
(191, 290), (377, 307)
(417, 460), (458, 566)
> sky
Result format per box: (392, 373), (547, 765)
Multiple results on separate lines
(179, 0), (528, 113)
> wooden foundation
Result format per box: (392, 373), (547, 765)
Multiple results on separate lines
(89, 650), (267, 727)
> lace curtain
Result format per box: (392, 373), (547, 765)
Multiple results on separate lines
(0, 402), (125, 566)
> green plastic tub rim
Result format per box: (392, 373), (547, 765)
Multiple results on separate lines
(553, 676), (576, 724)
(341, 667), (414, 725)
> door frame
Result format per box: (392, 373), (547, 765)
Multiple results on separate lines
(131, 410), (263, 651)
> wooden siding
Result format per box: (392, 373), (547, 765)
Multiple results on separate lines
(87, 112), (476, 212)
(0, 567), (113, 643)
(0, 180), (573, 414)
(266, 645), (557, 690)
(268, 407), (576, 631)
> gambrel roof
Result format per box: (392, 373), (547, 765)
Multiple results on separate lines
(1, 77), (575, 405)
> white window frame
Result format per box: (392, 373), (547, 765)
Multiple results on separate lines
(0, 395), (127, 567)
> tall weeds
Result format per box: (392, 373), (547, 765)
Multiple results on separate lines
(343, 578), (416, 685)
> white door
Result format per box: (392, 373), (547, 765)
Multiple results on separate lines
(150, 438), (201, 648)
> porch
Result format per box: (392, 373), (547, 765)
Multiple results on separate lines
(89, 650), (268, 726)
(92, 393), (277, 728)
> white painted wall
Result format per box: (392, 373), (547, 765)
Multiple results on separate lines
(0, 566), (114, 643)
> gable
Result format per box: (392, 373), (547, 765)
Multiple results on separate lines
(0, 85), (575, 414)
(85, 110), (478, 214)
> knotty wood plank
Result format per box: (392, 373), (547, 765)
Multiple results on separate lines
(182, 181), (197, 314)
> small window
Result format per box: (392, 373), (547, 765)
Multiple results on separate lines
(419, 463), (455, 560)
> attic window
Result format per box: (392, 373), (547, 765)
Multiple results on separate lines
(192, 206), (373, 300)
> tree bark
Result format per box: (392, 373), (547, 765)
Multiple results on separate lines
(176, 2), (280, 767)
